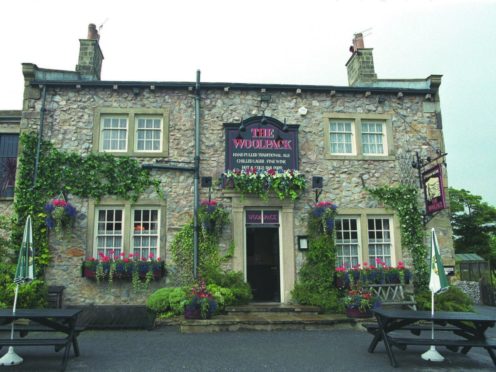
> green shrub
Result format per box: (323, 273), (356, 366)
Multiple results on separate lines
(292, 234), (340, 311)
(415, 286), (474, 312)
(207, 284), (235, 311)
(4, 279), (48, 308)
(146, 287), (188, 316)
(202, 269), (252, 305)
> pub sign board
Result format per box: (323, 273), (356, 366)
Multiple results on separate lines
(423, 164), (446, 214)
(224, 116), (299, 171)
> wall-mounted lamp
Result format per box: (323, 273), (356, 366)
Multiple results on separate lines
(298, 235), (309, 251)
(239, 117), (246, 132)
(201, 176), (213, 201)
(312, 176), (323, 203)
(282, 118), (288, 132)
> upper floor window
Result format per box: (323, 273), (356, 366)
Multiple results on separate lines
(324, 113), (393, 160)
(101, 117), (128, 152)
(329, 120), (355, 155)
(361, 121), (385, 155)
(93, 108), (169, 157)
(0, 133), (19, 198)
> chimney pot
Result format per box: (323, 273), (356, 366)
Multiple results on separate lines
(353, 33), (365, 50)
(87, 23), (99, 41)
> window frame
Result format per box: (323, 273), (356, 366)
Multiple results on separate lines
(0, 128), (20, 200)
(93, 108), (169, 157)
(334, 208), (401, 268)
(88, 198), (166, 259)
(323, 113), (394, 160)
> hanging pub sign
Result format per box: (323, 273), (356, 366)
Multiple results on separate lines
(422, 164), (446, 214)
(224, 116), (299, 171)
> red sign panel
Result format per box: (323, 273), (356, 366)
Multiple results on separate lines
(246, 210), (279, 224)
(423, 164), (446, 215)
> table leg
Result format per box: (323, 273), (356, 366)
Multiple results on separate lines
(375, 316), (398, 367)
(368, 330), (382, 353)
(484, 347), (496, 365)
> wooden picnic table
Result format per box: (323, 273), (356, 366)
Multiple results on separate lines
(0, 308), (82, 371)
(368, 307), (496, 367)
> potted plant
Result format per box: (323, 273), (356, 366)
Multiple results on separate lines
(184, 280), (218, 320)
(44, 198), (77, 237)
(343, 288), (380, 318)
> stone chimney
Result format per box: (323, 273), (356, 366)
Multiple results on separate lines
(345, 33), (377, 86)
(75, 24), (104, 80)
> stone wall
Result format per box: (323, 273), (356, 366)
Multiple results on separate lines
(20, 83), (454, 305)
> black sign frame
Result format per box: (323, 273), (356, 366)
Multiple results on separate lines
(224, 116), (299, 171)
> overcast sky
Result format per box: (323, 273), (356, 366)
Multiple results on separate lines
(1, 0), (495, 206)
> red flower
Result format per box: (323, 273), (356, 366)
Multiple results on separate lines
(52, 199), (68, 207)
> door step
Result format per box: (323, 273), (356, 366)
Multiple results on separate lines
(167, 303), (361, 333)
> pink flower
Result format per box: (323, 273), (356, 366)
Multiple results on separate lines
(156, 257), (161, 261)
(52, 199), (68, 207)
(148, 252), (155, 259)
(123, 258), (130, 263)
(363, 262), (369, 267)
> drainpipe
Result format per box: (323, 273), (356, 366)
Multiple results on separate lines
(33, 85), (47, 186)
(193, 70), (201, 279)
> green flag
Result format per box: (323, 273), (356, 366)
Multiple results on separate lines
(14, 215), (34, 284)
(429, 228), (448, 293)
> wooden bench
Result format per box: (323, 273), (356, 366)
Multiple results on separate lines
(364, 283), (416, 310)
(0, 336), (75, 371)
(364, 322), (458, 337)
(389, 336), (496, 360)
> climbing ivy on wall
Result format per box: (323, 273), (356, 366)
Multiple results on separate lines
(368, 185), (429, 292)
(13, 132), (162, 272)
(291, 204), (340, 311)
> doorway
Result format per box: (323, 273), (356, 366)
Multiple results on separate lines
(246, 226), (280, 302)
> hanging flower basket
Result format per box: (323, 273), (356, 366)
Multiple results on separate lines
(44, 198), (77, 237)
(308, 201), (337, 235)
(198, 199), (229, 237)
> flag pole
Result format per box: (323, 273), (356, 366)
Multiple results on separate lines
(421, 228), (447, 362)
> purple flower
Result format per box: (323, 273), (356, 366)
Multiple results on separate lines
(64, 204), (77, 218)
(44, 203), (55, 213)
(45, 217), (55, 229)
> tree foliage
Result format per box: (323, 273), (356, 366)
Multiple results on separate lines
(449, 188), (496, 268)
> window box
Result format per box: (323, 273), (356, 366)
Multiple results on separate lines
(82, 260), (166, 281)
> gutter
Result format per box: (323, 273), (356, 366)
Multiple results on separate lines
(141, 164), (195, 172)
(29, 80), (435, 96)
(193, 70), (201, 279)
(33, 85), (47, 186)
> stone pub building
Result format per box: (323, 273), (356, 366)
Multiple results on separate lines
(2, 25), (455, 306)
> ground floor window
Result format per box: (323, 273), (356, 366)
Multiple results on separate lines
(335, 211), (397, 268)
(89, 200), (165, 260)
